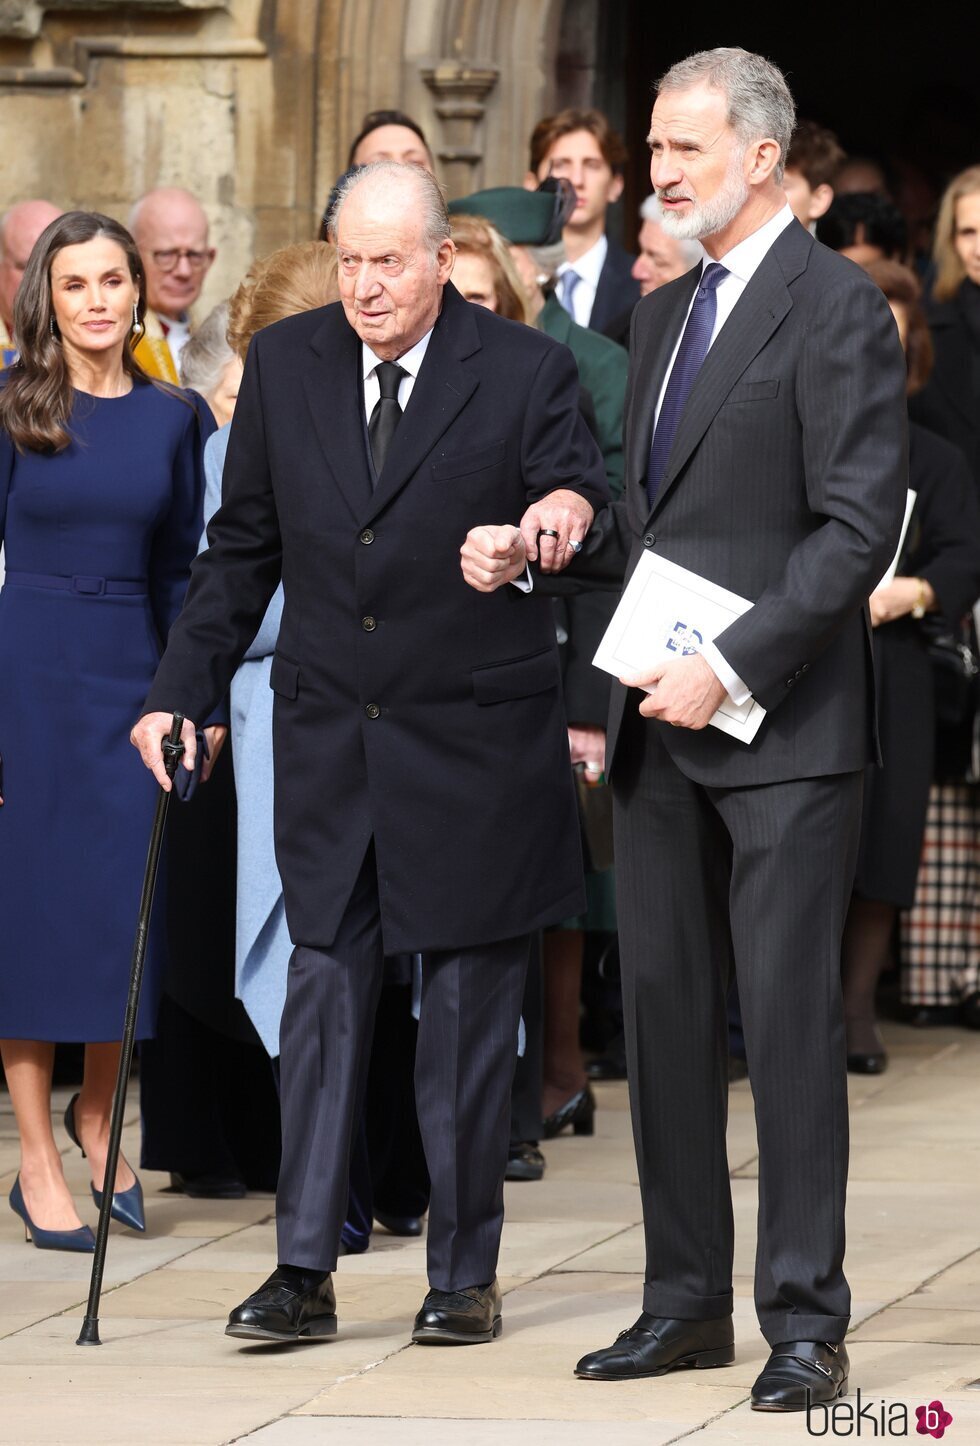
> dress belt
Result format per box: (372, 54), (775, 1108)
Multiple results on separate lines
(4, 570), (148, 597)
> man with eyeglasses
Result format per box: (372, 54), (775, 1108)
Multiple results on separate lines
(128, 187), (216, 381)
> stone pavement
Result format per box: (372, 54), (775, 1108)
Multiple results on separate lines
(1, 1019), (979, 1445)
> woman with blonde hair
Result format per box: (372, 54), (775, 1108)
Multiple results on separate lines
(448, 214), (527, 323)
(911, 166), (980, 485)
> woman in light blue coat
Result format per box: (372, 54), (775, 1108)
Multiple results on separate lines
(202, 423), (288, 1056)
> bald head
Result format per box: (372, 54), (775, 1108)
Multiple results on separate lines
(128, 187), (214, 319)
(334, 164), (455, 361)
(0, 199), (62, 332)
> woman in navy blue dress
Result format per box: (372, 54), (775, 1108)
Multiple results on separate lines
(0, 212), (219, 1249)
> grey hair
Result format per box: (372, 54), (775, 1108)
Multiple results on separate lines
(328, 161), (450, 254)
(656, 48), (796, 183)
(526, 240), (566, 283)
(638, 194), (704, 267)
(179, 301), (234, 395)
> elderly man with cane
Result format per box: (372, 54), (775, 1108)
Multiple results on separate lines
(131, 160), (607, 1345)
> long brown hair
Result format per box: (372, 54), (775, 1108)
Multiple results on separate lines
(932, 166), (980, 304)
(863, 259), (934, 396)
(0, 210), (150, 453)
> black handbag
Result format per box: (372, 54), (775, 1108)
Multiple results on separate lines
(922, 615), (980, 729)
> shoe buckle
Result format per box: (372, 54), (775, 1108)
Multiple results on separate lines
(825, 1342), (839, 1355)
(811, 1359), (833, 1378)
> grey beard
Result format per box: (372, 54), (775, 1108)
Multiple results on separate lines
(658, 169), (750, 242)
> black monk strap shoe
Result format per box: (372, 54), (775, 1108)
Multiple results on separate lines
(751, 1340), (849, 1411)
(505, 1141), (546, 1181)
(411, 1279), (502, 1344)
(574, 1313), (735, 1380)
(225, 1268), (337, 1342)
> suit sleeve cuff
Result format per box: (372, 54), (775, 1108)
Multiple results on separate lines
(701, 640), (752, 706)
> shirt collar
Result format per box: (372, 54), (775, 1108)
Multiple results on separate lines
(558, 233), (608, 290)
(362, 327), (434, 382)
(712, 204), (794, 285)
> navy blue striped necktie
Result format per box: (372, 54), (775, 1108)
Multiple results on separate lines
(646, 262), (728, 506)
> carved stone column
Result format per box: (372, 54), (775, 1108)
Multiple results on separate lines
(421, 60), (498, 198)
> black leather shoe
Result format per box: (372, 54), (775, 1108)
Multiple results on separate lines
(543, 1084), (596, 1139)
(169, 1171), (247, 1200)
(586, 1031), (628, 1080)
(505, 1141), (546, 1181)
(575, 1314), (735, 1380)
(225, 1268), (337, 1342)
(751, 1341), (849, 1411)
(374, 1209), (424, 1236)
(847, 1048), (888, 1075)
(905, 1004), (959, 1027)
(411, 1279), (502, 1344)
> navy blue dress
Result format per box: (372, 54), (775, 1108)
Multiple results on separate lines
(0, 381), (211, 1041)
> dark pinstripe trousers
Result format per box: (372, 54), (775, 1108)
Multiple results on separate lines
(275, 843), (530, 1289)
(613, 709), (863, 1346)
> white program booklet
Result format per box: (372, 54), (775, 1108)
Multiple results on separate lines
(593, 550), (767, 744)
(874, 489), (917, 592)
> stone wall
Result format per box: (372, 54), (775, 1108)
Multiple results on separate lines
(0, 0), (595, 313)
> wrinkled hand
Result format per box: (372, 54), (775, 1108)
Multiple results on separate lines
(622, 654), (727, 731)
(201, 724), (228, 783)
(520, 489), (593, 574)
(460, 525), (527, 592)
(568, 724), (606, 781)
(130, 712), (198, 792)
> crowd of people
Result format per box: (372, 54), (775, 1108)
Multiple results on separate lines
(1, 43), (979, 1408)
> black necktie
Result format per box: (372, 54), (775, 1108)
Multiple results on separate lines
(368, 361), (406, 480)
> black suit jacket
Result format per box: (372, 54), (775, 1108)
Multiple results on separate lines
(144, 284), (609, 952)
(910, 286), (980, 488)
(556, 219), (909, 788)
(588, 237), (641, 335)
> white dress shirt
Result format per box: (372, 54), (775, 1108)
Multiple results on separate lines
(361, 326), (530, 589)
(557, 233), (608, 328)
(162, 314), (192, 371)
(361, 328), (433, 420)
(653, 204), (796, 706)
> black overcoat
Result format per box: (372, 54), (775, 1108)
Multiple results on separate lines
(144, 283), (608, 952)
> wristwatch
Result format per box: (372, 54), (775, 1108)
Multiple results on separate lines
(911, 579), (928, 620)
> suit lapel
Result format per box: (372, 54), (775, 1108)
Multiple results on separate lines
(626, 266), (701, 503)
(303, 307), (373, 523)
(650, 221), (811, 517)
(366, 283), (481, 519)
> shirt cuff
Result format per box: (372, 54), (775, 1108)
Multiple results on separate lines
(701, 641), (752, 707)
(510, 563), (533, 594)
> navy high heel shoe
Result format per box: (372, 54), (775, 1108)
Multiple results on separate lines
(8, 1175), (95, 1253)
(64, 1093), (146, 1233)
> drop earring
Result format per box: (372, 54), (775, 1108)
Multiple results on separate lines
(49, 316), (59, 340)
(131, 302), (145, 341)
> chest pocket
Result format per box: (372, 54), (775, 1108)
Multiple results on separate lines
(431, 439), (506, 481)
(724, 379), (780, 405)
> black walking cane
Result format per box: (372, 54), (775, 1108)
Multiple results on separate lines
(77, 714), (185, 1347)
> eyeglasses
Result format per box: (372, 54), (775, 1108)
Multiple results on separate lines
(150, 248), (214, 273)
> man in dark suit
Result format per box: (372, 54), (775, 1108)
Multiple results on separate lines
(462, 48), (908, 1409)
(525, 108), (640, 335)
(132, 161), (606, 1346)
